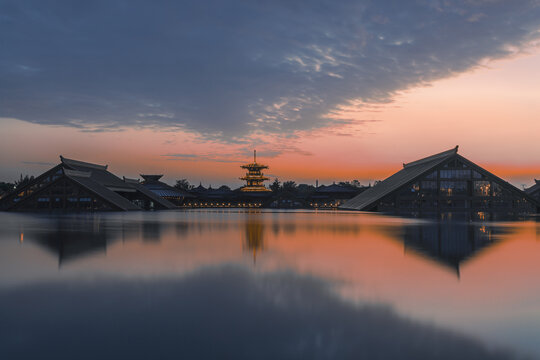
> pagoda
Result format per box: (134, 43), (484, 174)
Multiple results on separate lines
(240, 150), (271, 192)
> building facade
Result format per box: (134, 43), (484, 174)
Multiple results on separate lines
(525, 180), (540, 202)
(0, 157), (176, 212)
(341, 146), (539, 219)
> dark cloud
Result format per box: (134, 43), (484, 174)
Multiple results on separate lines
(1, 0), (540, 141)
(0, 266), (524, 359)
(21, 161), (55, 166)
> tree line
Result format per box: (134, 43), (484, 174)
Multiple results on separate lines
(173, 178), (365, 193)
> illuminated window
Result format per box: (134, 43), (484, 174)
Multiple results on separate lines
(492, 182), (503, 197)
(440, 181), (467, 196)
(474, 181), (490, 196)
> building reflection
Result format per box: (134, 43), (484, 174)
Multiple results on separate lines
(20, 217), (172, 266)
(401, 222), (507, 277)
(243, 215), (265, 264)
(27, 219), (113, 266)
(13, 212), (516, 277)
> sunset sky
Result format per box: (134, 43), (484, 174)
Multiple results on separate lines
(1, 0), (539, 188)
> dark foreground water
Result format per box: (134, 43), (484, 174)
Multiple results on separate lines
(0, 210), (539, 359)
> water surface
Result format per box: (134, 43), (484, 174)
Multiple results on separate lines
(1, 210), (539, 359)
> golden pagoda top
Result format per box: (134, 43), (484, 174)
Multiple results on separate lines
(240, 150), (271, 192)
(241, 150), (268, 170)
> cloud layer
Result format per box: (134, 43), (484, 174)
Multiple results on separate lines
(1, 0), (540, 141)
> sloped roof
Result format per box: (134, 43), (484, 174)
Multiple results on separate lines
(60, 156), (132, 191)
(525, 179), (540, 195)
(140, 174), (164, 182)
(65, 171), (141, 211)
(141, 175), (193, 198)
(193, 184), (207, 192)
(340, 146), (459, 211)
(123, 179), (176, 209)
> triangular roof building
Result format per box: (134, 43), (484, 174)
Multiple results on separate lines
(341, 146), (539, 219)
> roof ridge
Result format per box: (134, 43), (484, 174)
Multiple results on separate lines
(60, 156), (108, 170)
(63, 169), (92, 178)
(403, 146), (458, 168)
(123, 177), (140, 184)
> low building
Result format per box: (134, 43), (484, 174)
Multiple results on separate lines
(0, 156), (176, 211)
(308, 183), (367, 209)
(340, 146), (539, 219)
(140, 174), (193, 205)
(185, 185), (271, 208)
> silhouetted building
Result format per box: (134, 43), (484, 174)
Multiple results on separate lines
(185, 184), (271, 208)
(0, 156), (176, 211)
(309, 183), (366, 209)
(525, 179), (540, 202)
(341, 146), (540, 219)
(140, 174), (192, 205)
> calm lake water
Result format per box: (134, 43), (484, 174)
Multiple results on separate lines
(1, 210), (539, 359)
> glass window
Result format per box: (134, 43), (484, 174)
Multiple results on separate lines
(425, 171), (437, 180)
(473, 199), (490, 208)
(440, 170), (470, 179)
(472, 171), (483, 179)
(421, 199), (438, 208)
(474, 181), (490, 196)
(421, 181), (437, 193)
(400, 182), (419, 194)
(492, 182), (503, 197)
(440, 181), (467, 196)
(441, 200), (468, 208)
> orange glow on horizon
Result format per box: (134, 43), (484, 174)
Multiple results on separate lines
(0, 49), (539, 187)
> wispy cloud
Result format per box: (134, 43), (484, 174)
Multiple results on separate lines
(1, 0), (540, 142)
(21, 161), (55, 166)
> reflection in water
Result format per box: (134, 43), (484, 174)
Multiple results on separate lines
(17, 213), (505, 275)
(27, 218), (112, 266)
(1, 211), (540, 358)
(243, 215), (265, 264)
(402, 223), (505, 277)
(0, 267), (520, 360)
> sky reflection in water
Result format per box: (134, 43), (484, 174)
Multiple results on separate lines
(0, 210), (539, 359)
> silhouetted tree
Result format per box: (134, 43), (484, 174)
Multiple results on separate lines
(282, 181), (297, 193)
(0, 181), (15, 194)
(218, 185), (231, 191)
(297, 184), (315, 194)
(14, 174), (34, 189)
(270, 178), (281, 192)
(175, 179), (193, 191)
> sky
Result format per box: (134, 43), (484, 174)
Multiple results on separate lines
(1, 0), (539, 188)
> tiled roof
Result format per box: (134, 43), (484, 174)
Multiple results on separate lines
(340, 147), (458, 211)
(124, 180), (176, 209)
(60, 156), (132, 191)
(525, 179), (540, 195)
(65, 172), (142, 211)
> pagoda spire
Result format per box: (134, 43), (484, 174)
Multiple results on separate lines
(240, 150), (271, 192)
